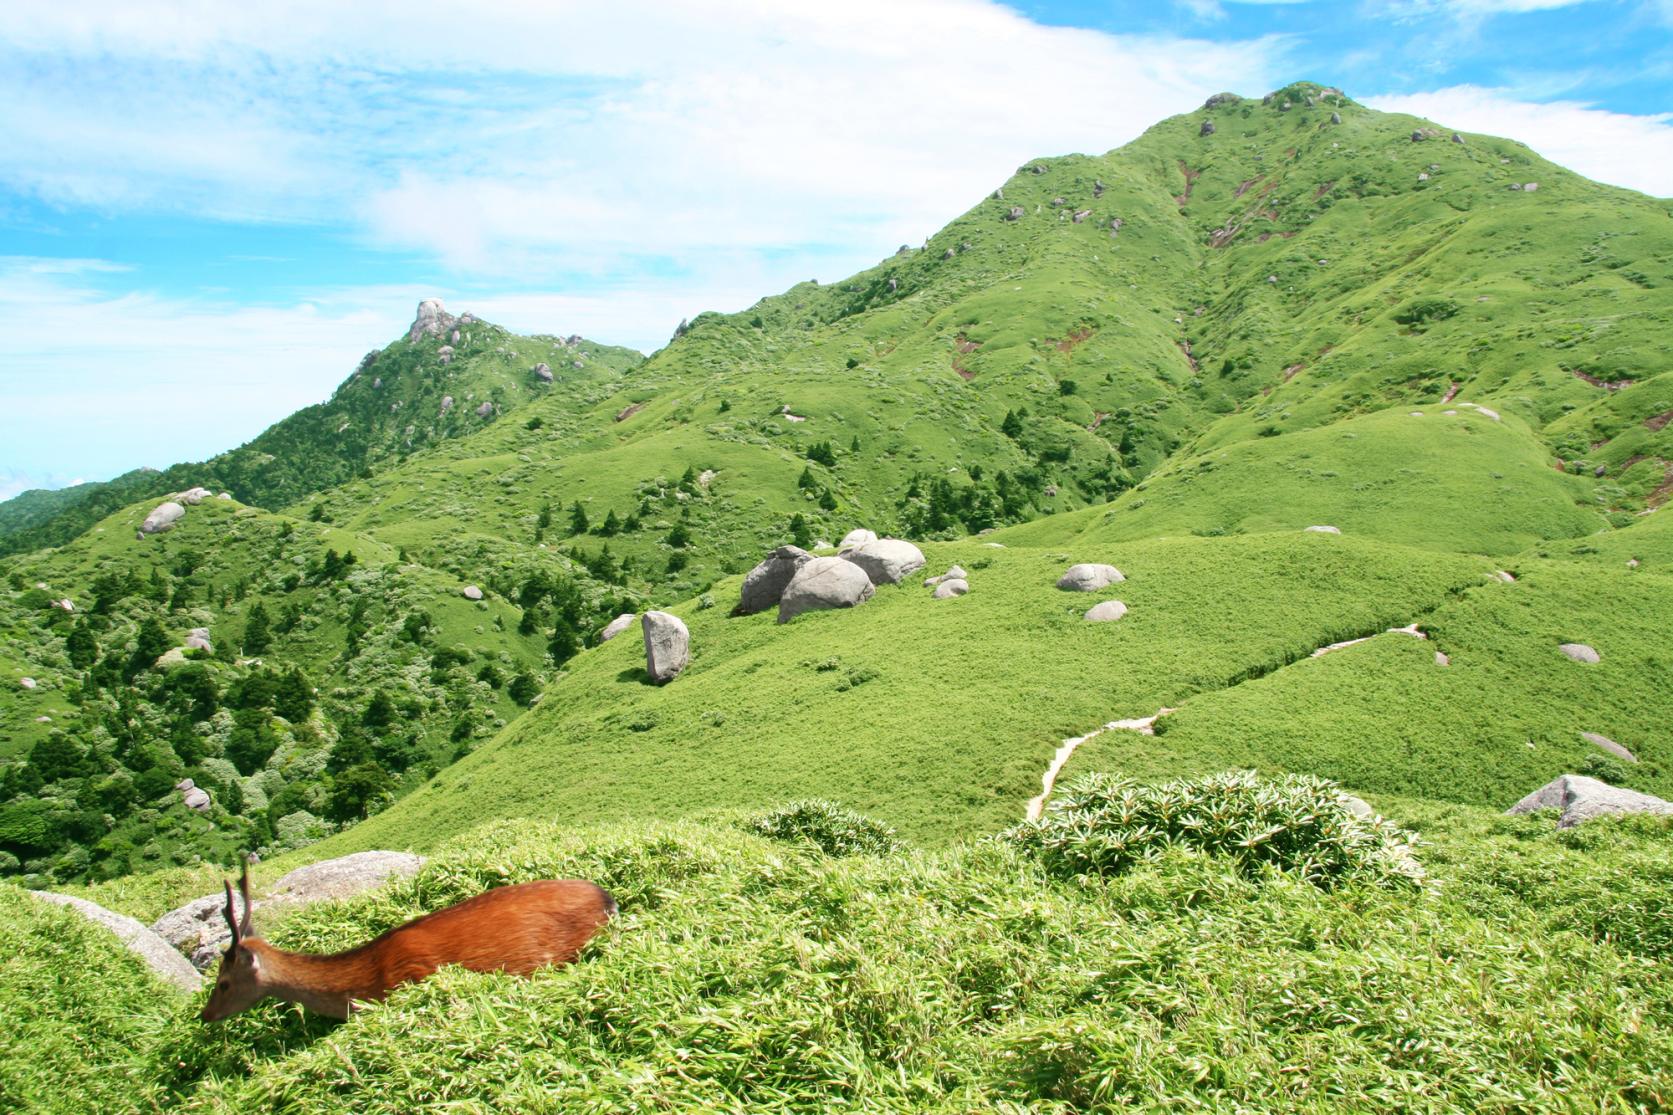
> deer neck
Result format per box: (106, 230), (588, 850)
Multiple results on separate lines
(249, 940), (380, 1020)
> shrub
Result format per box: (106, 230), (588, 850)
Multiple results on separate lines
(747, 799), (898, 856)
(1003, 771), (1420, 888)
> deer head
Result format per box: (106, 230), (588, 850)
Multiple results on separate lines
(200, 862), (265, 1022)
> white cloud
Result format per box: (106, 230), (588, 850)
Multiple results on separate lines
(1365, 86), (1673, 197)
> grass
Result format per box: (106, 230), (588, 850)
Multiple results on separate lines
(2, 793), (1670, 1111)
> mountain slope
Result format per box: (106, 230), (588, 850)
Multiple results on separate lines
(0, 308), (642, 557)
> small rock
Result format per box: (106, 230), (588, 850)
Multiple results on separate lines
(440, 395), (454, 414)
(1200, 119), (1216, 136)
(778, 557), (875, 623)
(1476, 406), (1500, 421)
(139, 501), (186, 536)
(52, 598), (75, 612)
(1450, 133), (1464, 144)
(30, 892), (200, 991)
(738, 546), (813, 616)
(182, 787), (211, 812)
(1558, 643), (1600, 664)
(932, 579), (969, 599)
(1435, 651), (1450, 666)
(437, 345), (454, 365)
(1004, 206), (1025, 221)
(1057, 563), (1125, 592)
(175, 487), (213, 505)
(1582, 732), (1637, 763)
(1084, 600), (1128, 622)
(534, 362), (553, 382)
(1627, 558), (1640, 569)
(34, 715), (51, 723)
(1523, 182), (1539, 192)
(1411, 130), (1425, 142)
(1304, 525), (1341, 534)
(475, 401), (494, 418)
(1330, 111), (1342, 125)
(175, 778), (195, 792)
(19, 676), (37, 690)
(642, 611), (690, 683)
(462, 585), (484, 601)
(1507, 775), (1673, 828)
(842, 539), (927, 586)
(1267, 275), (1278, 284)
(1494, 571), (1515, 583)
(1072, 209), (1091, 223)
(599, 613), (636, 642)
(924, 565), (968, 587)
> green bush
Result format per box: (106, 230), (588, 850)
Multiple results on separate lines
(746, 799), (899, 856)
(1003, 771), (1420, 888)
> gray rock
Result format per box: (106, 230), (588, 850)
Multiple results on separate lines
(1056, 563), (1125, 592)
(1305, 524), (1342, 534)
(1558, 643), (1600, 664)
(1084, 600), (1128, 622)
(183, 787), (211, 812)
(184, 628), (212, 652)
(839, 528), (878, 550)
(1507, 775), (1673, 828)
(778, 557), (875, 623)
(52, 598), (74, 612)
(271, 850), (425, 903)
(642, 611), (690, 683)
(408, 298), (456, 342)
(842, 538), (926, 586)
(438, 345), (455, 365)
(31, 891), (201, 991)
(1523, 182), (1539, 192)
(1338, 794), (1375, 819)
(1072, 209), (1091, 223)
(1411, 130), (1425, 142)
(1582, 732), (1637, 763)
(1451, 133), (1464, 144)
(175, 486), (213, 505)
(151, 892), (237, 957)
(1331, 111), (1342, 125)
(440, 395), (454, 415)
(462, 585), (484, 601)
(1005, 206), (1025, 221)
(19, 676), (37, 690)
(924, 565), (968, 587)
(942, 247), (955, 259)
(932, 579), (969, 599)
(533, 362), (553, 382)
(475, 401), (494, 418)
(739, 546), (813, 615)
(139, 501), (186, 536)
(599, 613), (636, 642)
(1200, 119), (1216, 136)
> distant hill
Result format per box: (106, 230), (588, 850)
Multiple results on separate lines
(0, 305), (642, 556)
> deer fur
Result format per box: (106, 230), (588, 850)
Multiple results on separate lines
(200, 865), (617, 1021)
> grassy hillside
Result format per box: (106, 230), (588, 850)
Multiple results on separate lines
(0, 309), (642, 558)
(4, 799), (1671, 1111)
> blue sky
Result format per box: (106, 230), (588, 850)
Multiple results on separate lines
(2, 0), (1670, 499)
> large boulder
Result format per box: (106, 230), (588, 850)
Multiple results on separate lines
(838, 528), (878, 550)
(1506, 775), (1673, 828)
(139, 501), (186, 536)
(738, 546), (813, 615)
(1056, 563), (1125, 592)
(779, 557), (875, 623)
(184, 627), (212, 652)
(31, 891), (200, 991)
(642, 611), (690, 683)
(182, 786), (211, 812)
(599, 613), (636, 642)
(841, 539), (926, 586)
(154, 851), (426, 969)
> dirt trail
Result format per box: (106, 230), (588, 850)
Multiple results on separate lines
(1026, 710), (1172, 822)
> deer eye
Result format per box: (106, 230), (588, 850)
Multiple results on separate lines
(218, 981), (229, 991)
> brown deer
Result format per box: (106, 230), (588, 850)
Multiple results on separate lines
(201, 865), (617, 1021)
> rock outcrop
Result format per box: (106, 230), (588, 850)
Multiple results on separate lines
(30, 891), (201, 991)
(139, 501), (186, 537)
(1056, 563), (1125, 592)
(642, 611), (690, 683)
(408, 298), (456, 342)
(841, 539), (926, 586)
(1507, 775), (1673, 828)
(738, 546), (813, 615)
(779, 557), (875, 622)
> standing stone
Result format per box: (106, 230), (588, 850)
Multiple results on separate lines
(778, 557), (875, 623)
(1056, 563), (1125, 592)
(739, 546), (813, 615)
(599, 613), (636, 642)
(642, 611), (690, 683)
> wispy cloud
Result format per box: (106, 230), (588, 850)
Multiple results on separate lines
(1365, 85), (1673, 197)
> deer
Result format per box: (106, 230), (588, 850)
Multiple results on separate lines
(200, 864), (617, 1021)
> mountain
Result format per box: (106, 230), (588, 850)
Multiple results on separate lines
(0, 308), (643, 556)
(5, 80), (1673, 1113)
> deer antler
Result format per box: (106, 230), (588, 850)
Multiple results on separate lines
(238, 862), (254, 939)
(222, 879), (241, 949)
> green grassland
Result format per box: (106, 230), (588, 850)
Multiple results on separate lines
(4, 801), (1672, 1112)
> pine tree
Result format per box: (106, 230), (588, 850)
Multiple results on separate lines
(241, 601), (272, 656)
(65, 622), (97, 670)
(568, 501), (590, 535)
(273, 667), (314, 723)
